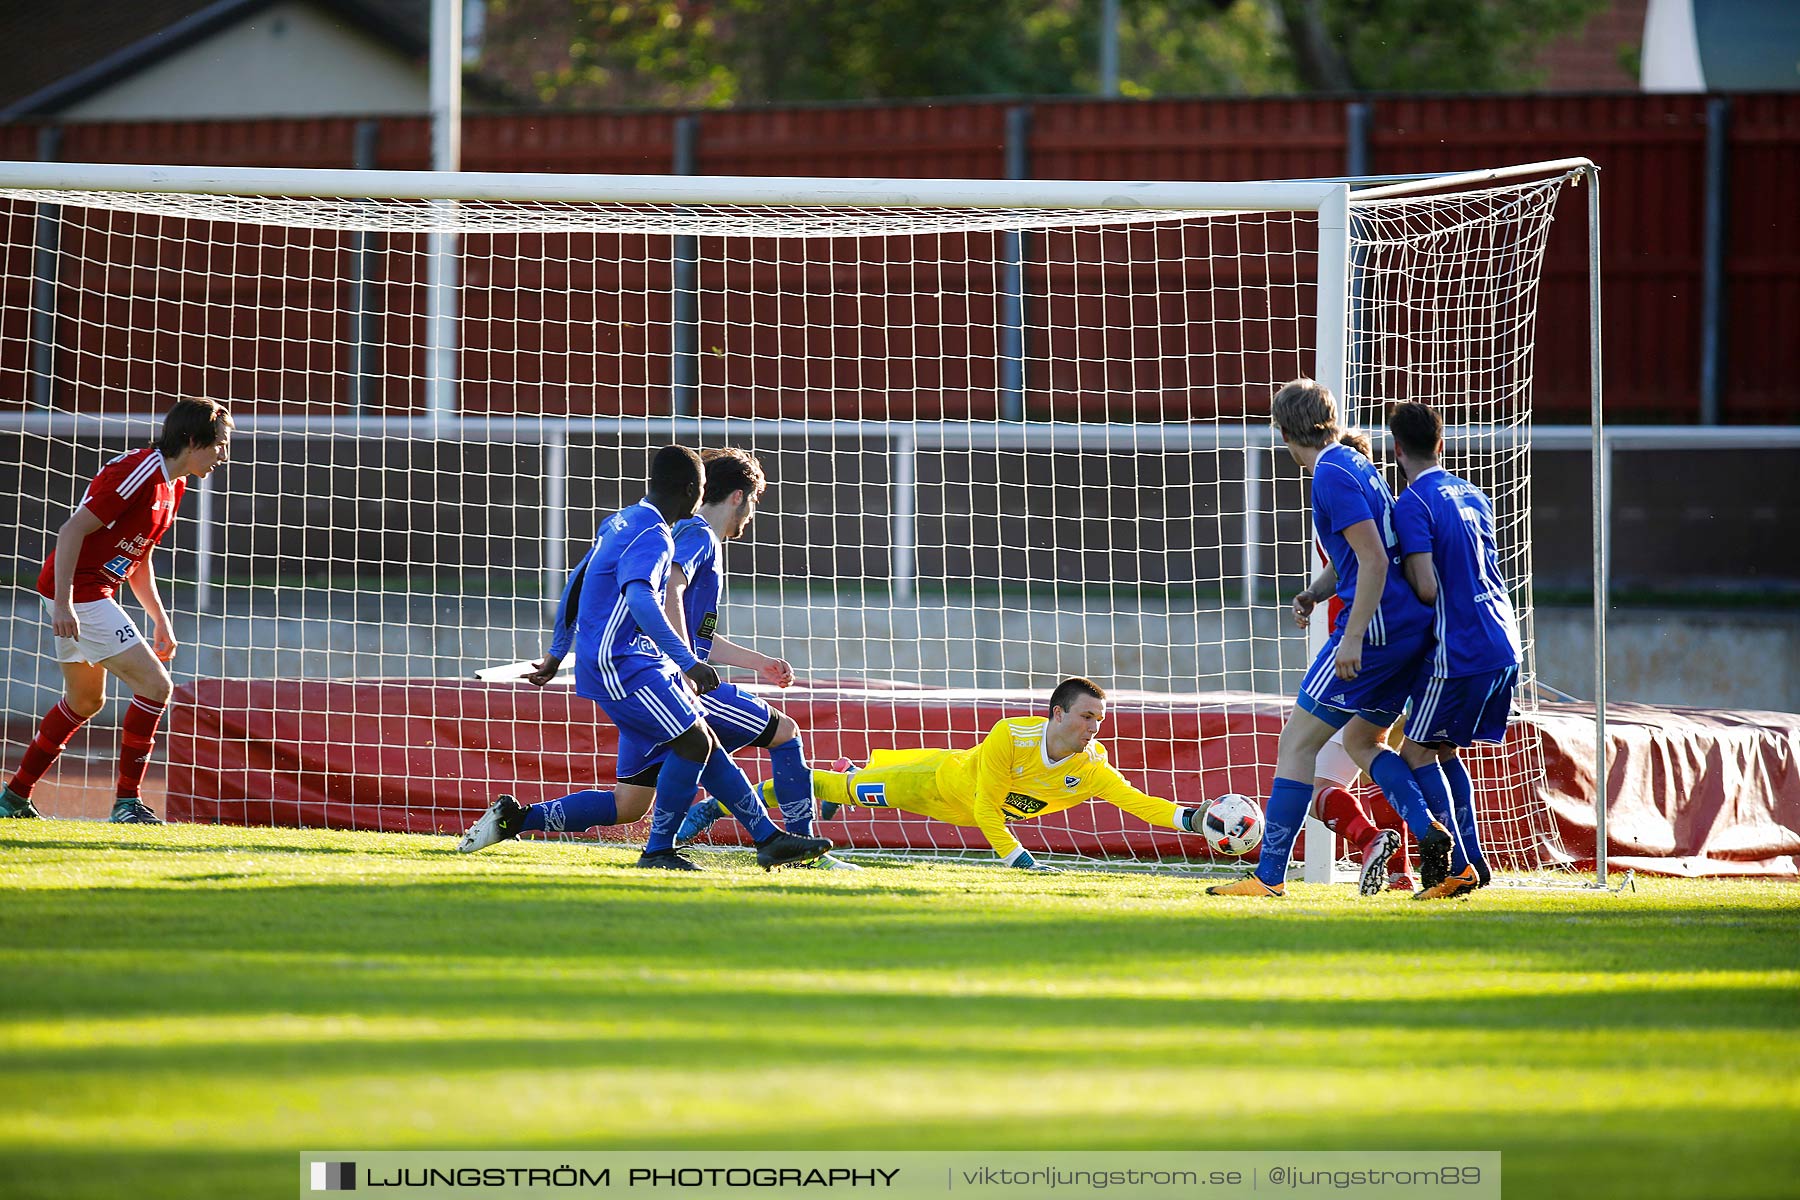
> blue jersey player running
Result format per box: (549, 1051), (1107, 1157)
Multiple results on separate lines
(1207, 379), (1454, 897)
(664, 449), (860, 869)
(1389, 402), (1522, 900)
(457, 445), (833, 872)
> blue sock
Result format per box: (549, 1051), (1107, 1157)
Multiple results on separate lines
(769, 737), (814, 836)
(524, 789), (617, 833)
(645, 755), (705, 852)
(1442, 755), (1488, 877)
(1254, 776), (1313, 886)
(700, 749), (779, 843)
(1369, 750), (1436, 838)
(1411, 764), (1468, 873)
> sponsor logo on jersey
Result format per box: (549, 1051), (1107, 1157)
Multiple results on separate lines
(1005, 793), (1048, 814)
(853, 781), (888, 808)
(1064, 775), (1080, 788)
(697, 611), (718, 640)
(101, 555), (132, 578)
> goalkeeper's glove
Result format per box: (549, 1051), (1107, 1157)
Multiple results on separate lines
(1178, 807), (1202, 833)
(1005, 848), (1061, 873)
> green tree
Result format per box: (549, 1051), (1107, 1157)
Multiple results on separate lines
(1272, 0), (1605, 92)
(476, 0), (1607, 108)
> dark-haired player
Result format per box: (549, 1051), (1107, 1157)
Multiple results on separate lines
(1389, 401), (1522, 900)
(766, 678), (1210, 873)
(1, 396), (233, 824)
(663, 449), (858, 869)
(459, 446), (832, 872)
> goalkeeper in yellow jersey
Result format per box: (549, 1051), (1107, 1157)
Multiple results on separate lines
(763, 677), (1206, 872)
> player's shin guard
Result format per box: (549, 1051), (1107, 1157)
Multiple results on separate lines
(1441, 756), (1489, 882)
(1253, 777), (1313, 886)
(1367, 750), (1436, 839)
(700, 751), (779, 843)
(645, 756), (705, 853)
(9, 700), (88, 798)
(115, 695), (167, 799)
(1411, 762), (1468, 875)
(769, 737), (814, 836)
(525, 790), (616, 833)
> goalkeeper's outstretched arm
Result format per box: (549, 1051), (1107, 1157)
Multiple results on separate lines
(1093, 766), (1205, 836)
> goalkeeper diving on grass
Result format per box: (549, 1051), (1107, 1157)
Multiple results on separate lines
(721, 677), (1209, 872)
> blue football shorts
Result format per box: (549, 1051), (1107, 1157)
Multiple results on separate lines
(1406, 663), (1520, 747)
(604, 678), (778, 786)
(1295, 628), (1433, 730)
(595, 671), (704, 782)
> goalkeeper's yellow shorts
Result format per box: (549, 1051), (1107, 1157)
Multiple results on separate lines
(813, 748), (978, 828)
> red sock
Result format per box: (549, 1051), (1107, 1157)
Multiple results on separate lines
(9, 700), (88, 797)
(1317, 785), (1378, 850)
(116, 695), (167, 799)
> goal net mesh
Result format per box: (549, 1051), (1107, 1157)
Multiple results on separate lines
(0, 171), (1573, 873)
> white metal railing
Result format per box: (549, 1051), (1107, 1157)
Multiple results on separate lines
(9, 412), (1792, 621)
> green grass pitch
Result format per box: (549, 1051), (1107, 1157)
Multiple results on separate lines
(3, 821), (1796, 1200)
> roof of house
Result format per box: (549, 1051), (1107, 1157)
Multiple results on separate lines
(0, 0), (516, 119)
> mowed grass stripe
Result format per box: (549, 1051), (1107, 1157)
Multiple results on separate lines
(2, 823), (1796, 1200)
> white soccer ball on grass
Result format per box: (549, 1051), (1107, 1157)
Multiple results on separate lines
(1201, 793), (1264, 856)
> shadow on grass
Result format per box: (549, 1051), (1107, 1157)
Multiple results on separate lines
(3, 837), (1796, 1200)
(3, 878), (1797, 974)
(3, 972), (1796, 1080)
(2, 882), (1796, 1055)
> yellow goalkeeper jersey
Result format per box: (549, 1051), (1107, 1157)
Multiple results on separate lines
(876, 716), (1183, 863)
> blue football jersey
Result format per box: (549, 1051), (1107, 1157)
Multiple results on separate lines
(670, 515), (724, 662)
(573, 500), (681, 700)
(1309, 442), (1433, 645)
(1394, 467), (1522, 677)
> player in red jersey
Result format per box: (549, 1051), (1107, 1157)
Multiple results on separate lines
(1, 397), (233, 823)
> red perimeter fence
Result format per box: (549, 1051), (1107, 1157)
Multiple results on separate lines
(1, 91), (1795, 423)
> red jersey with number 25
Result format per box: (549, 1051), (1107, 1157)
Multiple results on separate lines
(37, 447), (188, 603)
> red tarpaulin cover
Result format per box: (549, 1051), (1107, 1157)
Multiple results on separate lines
(164, 679), (1800, 875)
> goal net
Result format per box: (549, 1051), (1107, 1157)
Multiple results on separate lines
(0, 163), (1582, 875)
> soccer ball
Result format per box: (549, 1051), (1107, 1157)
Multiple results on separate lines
(1201, 793), (1264, 856)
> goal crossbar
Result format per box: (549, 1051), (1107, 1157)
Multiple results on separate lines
(0, 159), (1345, 214)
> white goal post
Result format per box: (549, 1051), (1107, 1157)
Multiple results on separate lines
(0, 156), (1605, 883)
